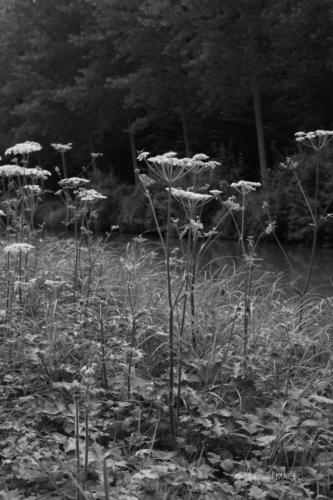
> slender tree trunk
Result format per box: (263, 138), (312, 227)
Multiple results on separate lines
(247, 22), (268, 187)
(127, 116), (138, 183)
(251, 67), (268, 187)
(180, 102), (191, 157)
(89, 137), (98, 179)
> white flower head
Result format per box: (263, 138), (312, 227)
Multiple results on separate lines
(230, 180), (261, 195)
(0, 165), (27, 177)
(23, 184), (42, 194)
(189, 217), (204, 232)
(77, 188), (107, 203)
(51, 143), (72, 153)
(168, 187), (213, 211)
(5, 141), (42, 156)
(189, 155), (220, 175)
(137, 151), (150, 162)
(280, 157), (299, 171)
(4, 243), (35, 256)
(58, 177), (90, 188)
(192, 153), (210, 161)
(90, 152), (103, 158)
(137, 172), (155, 188)
(295, 130), (333, 150)
(0, 165), (50, 179)
(223, 196), (241, 211)
(209, 189), (222, 197)
(147, 152), (188, 183)
(25, 167), (51, 180)
(265, 221), (276, 235)
(140, 151), (220, 184)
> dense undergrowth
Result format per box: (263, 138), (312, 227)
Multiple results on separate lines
(0, 235), (332, 499)
(0, 135), (332, 499)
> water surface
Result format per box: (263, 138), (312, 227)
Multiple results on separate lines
(116, 235), (333, 296)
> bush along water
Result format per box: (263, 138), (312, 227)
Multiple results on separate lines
(0, 139), (332, 499)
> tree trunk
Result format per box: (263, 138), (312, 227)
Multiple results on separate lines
(127, 117), (138, 183)
(247, 23), (268, 188)
(251, 67), (268, 187)
(180, 101), (191, 157)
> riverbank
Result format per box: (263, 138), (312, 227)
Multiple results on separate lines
(0, 234), (332, 499)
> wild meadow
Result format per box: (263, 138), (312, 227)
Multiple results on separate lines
(0, 134), (332, 500)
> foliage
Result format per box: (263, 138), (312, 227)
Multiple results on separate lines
(0, 233), (332, 499)
(0, 142), (332, 499)
(1, 0), (333, 181)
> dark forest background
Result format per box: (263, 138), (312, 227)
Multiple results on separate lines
(1, 0), (333, 243)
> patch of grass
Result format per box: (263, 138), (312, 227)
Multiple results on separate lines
(0, 140), (332, 499)
(0, 234), (332, 499)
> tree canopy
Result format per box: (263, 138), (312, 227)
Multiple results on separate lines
(1, 0), (333, 182)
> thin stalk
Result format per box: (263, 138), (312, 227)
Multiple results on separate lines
(74, 396), (81, 499)
(176, 282), (188, 425)
(103, 458), (110, 500)
(145, 188), (167, 257)
(189, 233), (198, 349)
(127, 284), (136, 400)
(99, 306), (108, 390)
(298, 153), (320, 327)
(84, 404), (89, 487)
(166, 184), (176, 447)
(301, 154), (320, 296)
(293, 170), (316, 225)
(73, 212), (81, 319)
(243, 262), (254, 372)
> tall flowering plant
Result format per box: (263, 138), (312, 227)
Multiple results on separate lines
(137, 151), (220, 445)
(0, 161), (51, 241)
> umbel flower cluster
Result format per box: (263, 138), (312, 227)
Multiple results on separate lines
(295, 129), (333, 150)
(137, 151), (220, 183)
(77, 188), (107, 203)
(167, 187), (213, 211)
(0, 165), (51, 180)
(51, 143), (73, 153)
(295, 130), (333, 141)
(23, 184), (42, 194)
(58, 177), (90, 188)
(231, 180), (261, 195)
(5, 141), (42, 156)
(3, 243), (35, 256)
(280, 157), (299, 171)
